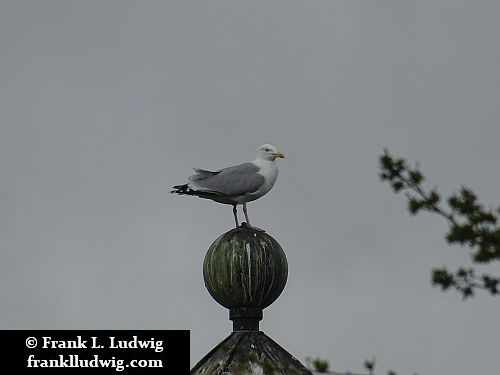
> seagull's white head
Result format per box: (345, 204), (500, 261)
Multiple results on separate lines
(255, 144), (285, 161)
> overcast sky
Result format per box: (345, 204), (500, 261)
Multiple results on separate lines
(1, 1), (499, 374)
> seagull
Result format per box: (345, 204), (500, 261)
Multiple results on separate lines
(171, 144), (285, 230)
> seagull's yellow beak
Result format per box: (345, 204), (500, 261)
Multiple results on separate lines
(273, 151), (285, 159)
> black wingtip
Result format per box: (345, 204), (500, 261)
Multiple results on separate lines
(171, 184), (199, 196)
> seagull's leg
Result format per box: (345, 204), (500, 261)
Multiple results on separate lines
(242, 203), (251, 225)
(232, 204), (239, 228)
(242, 203), (265, 232)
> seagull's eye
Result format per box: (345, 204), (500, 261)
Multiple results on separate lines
(264, 148), (270, 152)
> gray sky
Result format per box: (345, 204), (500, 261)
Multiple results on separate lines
(1, 1), (499, 374)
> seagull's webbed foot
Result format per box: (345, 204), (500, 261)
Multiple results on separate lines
(240, 222), (266, 232)
(234, 204), (266, 231)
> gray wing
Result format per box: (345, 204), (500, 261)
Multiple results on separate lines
(188, 162), (264, 197)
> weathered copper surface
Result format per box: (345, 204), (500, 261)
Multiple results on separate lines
(191, 331), (312, 375)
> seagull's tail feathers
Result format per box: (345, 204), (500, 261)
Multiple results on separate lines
(171, 167), (224, 199)
(188, 168), (220, 183)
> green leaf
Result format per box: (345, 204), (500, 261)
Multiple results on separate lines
(408, 198), (423, 215)
(432, 268), (454, 290)
(312, 358), (329, 372)
(409, 170), (424, 185)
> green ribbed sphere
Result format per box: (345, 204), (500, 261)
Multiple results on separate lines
(203, 226), (288, 309)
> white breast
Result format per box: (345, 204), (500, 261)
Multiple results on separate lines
(244, 160), (279, 202)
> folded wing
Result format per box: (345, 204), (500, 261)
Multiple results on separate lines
(188, 163), (264, 197)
